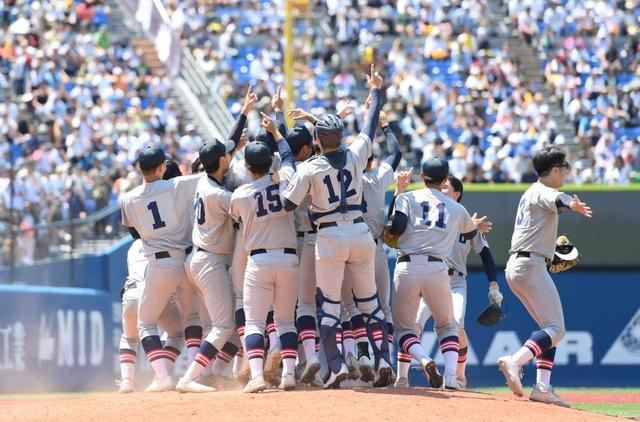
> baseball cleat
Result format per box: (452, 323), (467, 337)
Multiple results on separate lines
(279, 373), (297, 391)
(118, 379), (134, 393)
(323, 363), (349, 389)
(358, 355), (374, 382)
(242, 375), (267, 393)
(393, 376), (410, 388)
(529, 383), (571, 408)
(497, 355), (524, 397)
(373, 359), (393, 387)
(264, 346), (282, 384)
(457, 376), (467, 390)
(300, 355), (321, 384)
(176, 377), (217, 393)
(345, 352), (360, 380)
(144, 376), (174, 393)
(421, 358), (443, 389)
(444, 374), (459, 390)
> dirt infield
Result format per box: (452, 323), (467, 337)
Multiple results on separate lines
(0, 387), (621, 422)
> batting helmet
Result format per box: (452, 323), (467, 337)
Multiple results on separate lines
(315, 114), (344, 148)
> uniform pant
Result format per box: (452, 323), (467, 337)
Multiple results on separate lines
(315, 223), (378, 325)
(416, 275), (467, 332)
(244, 251), (299, 337)
(374, 240), (392, 323)
(296, 233), (317, 319)
(231, 229), (248, 311)
(138, 253), (200, 340)
(392, 257), (457, 342)
(505, 254), (566, 345)
(189, 249), (236, 351)
(121, 281), (183, 352)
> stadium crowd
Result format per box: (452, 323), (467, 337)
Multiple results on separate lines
(1, 0), (640, 265)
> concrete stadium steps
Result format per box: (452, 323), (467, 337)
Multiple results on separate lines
(104, 0), (199, 134)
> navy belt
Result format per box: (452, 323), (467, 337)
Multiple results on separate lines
(155, 246), (193, 260)
(448, 269), (464, 277)
(318, 216), (364, 230)
(250, 248), (297, 256)
(398, 255), (442, 263)
(297, 229), (317, 238)
(197, 247), (210, 253)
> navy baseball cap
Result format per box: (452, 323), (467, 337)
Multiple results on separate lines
(286, 124), (313, 154)
(422, 157), (449, 183)
(199, 139), (234, 171)
(245, 141), (273, 170)
(255, 129), (277, 154)
(138, 146), (166, 171)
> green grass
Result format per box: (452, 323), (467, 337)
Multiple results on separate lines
(573, 403), (640, 418)
(398, 183), (640, 193)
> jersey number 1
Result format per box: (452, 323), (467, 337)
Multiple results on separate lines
(147, 201), (166, 230)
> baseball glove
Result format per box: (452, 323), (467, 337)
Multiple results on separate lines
(382, 221), (399, 249)
(476, 303), (504, 326)
(548, 235), (580, 273)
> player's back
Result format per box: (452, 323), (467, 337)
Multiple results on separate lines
(300, 149), (366, 224)
(448, 232), (488, 275)
(192, 175), (234, 255)
(293, 160), (314, 233)
(121, 175), (200, 255)
(362, 162), (395, 238)
(510, 181), (565, 259)
(396, 187), (475, 260)
(231, 175), (296, 253)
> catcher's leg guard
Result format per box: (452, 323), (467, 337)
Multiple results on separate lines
(316, 288), (343, 374)
(353, 291), (391, 369)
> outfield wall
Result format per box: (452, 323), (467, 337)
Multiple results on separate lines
(0, 246), (638, 391)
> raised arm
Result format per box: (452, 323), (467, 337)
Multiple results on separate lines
(380, 111), (401, 171)
(271, 86), (289, 138)
(361, 64), (383, 141)
(229, 85), (258, 149)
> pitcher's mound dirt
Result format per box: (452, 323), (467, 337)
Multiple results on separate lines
(0, 387), (619, 422)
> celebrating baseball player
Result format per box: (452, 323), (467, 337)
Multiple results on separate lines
(117, 238), (184, 393)
(174, 88), (257, 393)
(283, 64), (393, 388)
(230, 112), (298, 393)
(120, 146), (202, 392)
(396, 174), (502, 389)
(385, 158), (489, 390)
(498, 146), (592, 407)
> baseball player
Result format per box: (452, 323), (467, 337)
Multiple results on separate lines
(396, 174), (502, 389)
(174, 139), (242, 393)
(230, 113), (298, 393)
(121, 146), (202, 392)
(226, 91), (285, 382)
(283, 65), (393, 388)
(386, 158), (482, 390)
(498, 146), (592, 407)
(352, 109), (403, 382)
(118, 239), (184, 393)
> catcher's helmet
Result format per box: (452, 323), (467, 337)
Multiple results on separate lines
(315, 114), (344, 148)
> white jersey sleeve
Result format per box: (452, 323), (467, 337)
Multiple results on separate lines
(126, 239), (148, 285)
(348, 133), (373, 170)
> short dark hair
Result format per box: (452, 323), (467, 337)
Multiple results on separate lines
(191, 157), (203, 173)
(448, 174), (464, 202)
(203, 158), (221, 174)
(247, 160), (272, 175)
(163, 160), (182, 180)
(140, 162), (163, 178)
(532, 146), (567, 176)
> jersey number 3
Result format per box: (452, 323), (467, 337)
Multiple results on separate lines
(420, 201), (446, 229)
(147, 201), (167, 230)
